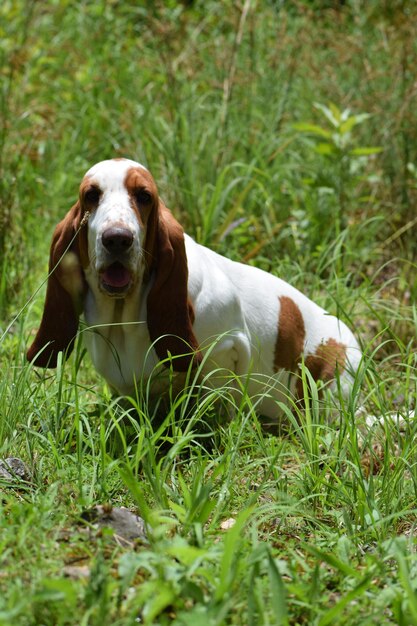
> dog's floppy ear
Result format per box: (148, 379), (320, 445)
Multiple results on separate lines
(146, 201), (201, 371)
(27, 201), (87, 367)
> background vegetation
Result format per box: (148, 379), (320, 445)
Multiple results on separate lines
(0, 0), (416, 623)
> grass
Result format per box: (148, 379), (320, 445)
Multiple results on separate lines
(1, 0), (417, 624)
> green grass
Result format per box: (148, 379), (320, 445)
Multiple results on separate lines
(1, 1), (417, 624)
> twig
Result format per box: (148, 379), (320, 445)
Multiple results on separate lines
(383, 215), (417, 247)
(218, 0), (253, 147)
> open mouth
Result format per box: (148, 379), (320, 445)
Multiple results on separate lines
(100, 262), (132, 295)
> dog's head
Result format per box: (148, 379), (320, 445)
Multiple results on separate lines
(82, 159), (157, 297)
(27, 158), (200, 370)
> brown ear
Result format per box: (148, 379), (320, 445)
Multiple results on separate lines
(147, 202), (201, 372)
(27, 202), (87, 368)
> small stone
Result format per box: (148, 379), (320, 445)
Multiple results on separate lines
(81, 505), (147, 544)
(0, 457), (31, 483)
(63, 565), (91, 579)
(220, 517), (236, 530)
(0, 462), (12, 481)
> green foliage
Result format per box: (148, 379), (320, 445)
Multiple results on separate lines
(294, 103), (382, 228)
(0, 0), (417, 624)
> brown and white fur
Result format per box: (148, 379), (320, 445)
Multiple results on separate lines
(27, 158), (362, 418)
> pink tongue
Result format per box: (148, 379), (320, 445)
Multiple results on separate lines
(102, 263), (131, 288)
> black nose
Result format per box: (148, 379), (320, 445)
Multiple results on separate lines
(102, 227), (134, 254)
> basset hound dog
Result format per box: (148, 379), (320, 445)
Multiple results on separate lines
(27, 158), (362, 418)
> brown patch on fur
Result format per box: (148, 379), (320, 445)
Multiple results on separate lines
(77, 176), (97, 268)
(124, 166), (158, 232)
(27, 200), (88, 367)
(146, 200), (201, 372)
(295, 338), (347, 400)
(274, 296), (306, 371)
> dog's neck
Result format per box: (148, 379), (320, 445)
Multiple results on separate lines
(81, 273), (158, 395)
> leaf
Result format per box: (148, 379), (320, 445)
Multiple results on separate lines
(314, 142), (336, 155)
(165, 537), (206, 566)
(318, 575), (372, 626)
(339, 114), (370, 135)
(38, 578), (78, 605)
(337, 535), (353, 564)
(314, 102), (340, 128)
(267, 551), (289, 625)
(349, 146), (383, 156)
(168, 499), (187, 522)
(329, 102), (343, 122)
(118, 552), (143, 580)
(192, 498), (216, 526)
(215, 507), (254, 601)
(395, 550), (417, 622)
(142, 581), (176, 624)
(303, 544), (359, 578)
(292, 123), (331, 139)
(118, 464), (151, 523)
(175, 605), (211, 626)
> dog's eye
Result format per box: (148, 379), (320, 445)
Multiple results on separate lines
(84, 187), (101, 204)
(134, 189), (152, 205)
